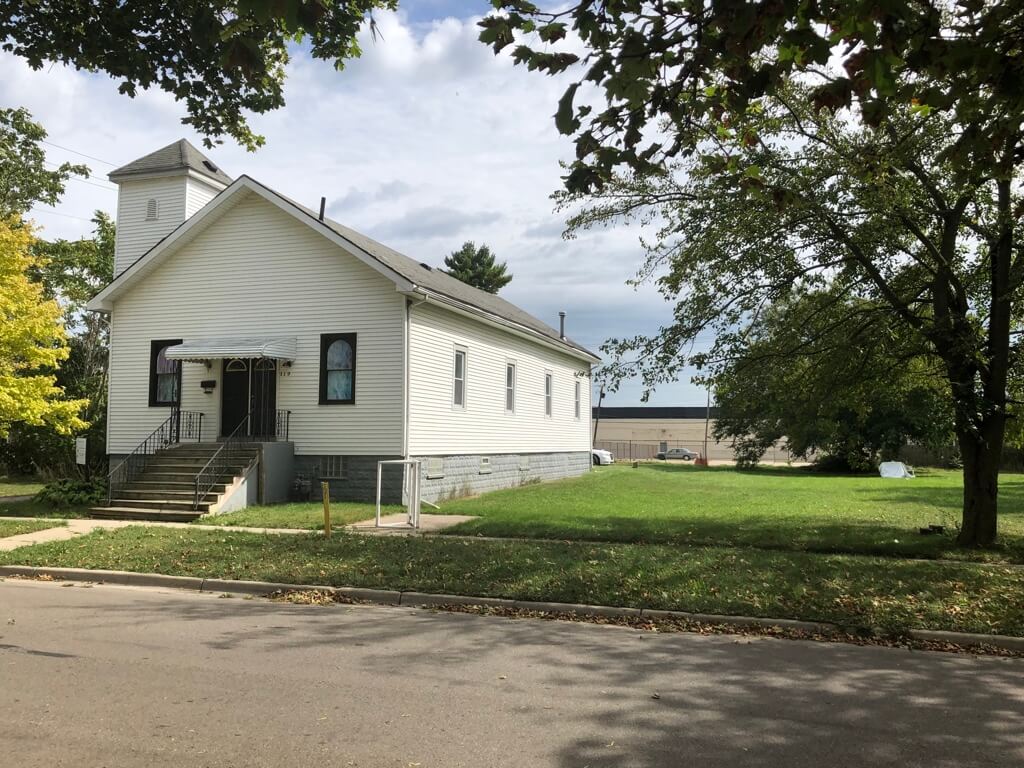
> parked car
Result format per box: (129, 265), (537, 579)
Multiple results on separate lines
(592, 448), (615, 466)
(656, 447), (699, 461)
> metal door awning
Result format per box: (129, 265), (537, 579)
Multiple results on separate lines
(163, 336), (298, 362)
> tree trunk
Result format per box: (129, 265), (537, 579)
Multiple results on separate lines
(956, 425), (1002, 547)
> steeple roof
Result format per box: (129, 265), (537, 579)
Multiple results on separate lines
(108, 139), (231, 186)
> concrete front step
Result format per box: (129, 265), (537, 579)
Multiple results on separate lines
(130, 471), (227, 484)
(115, 489), (219, 502)
(142, 455), (257, 468)
(135, 462), (252, 475)
(123, 480), (228, 494)
(89, 506), (204, 523)
(105, 498), (214, 513)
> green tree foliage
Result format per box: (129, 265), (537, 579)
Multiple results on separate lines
(0, 1), (396, 150)
(482, 1), (1023, 194)
(0, 109), (109, 477)
(4, 213), (114, 479)
(709, 290), (954, 471)
(559, 94), (1021, 548)
(0, 216), (87, 443)
(443, 241), (512, 294)
(0, 107), (86, 217)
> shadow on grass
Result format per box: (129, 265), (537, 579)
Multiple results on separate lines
(0, 500), (90, 519)
(452, 513), (1024, 563)
(856, 481), (1024, 518)
(6, 527), (1024, 635)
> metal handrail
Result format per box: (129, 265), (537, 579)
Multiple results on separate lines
(107, 409), (203, 505)
(194, 413), (252, 510)
(276, 409), (292, 441)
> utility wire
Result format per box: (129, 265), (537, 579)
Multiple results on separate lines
(44, 160), (116, 187)
(40, 139), (118, 167)
(29, 208), (99, 223)
(65, 175), (117, 192)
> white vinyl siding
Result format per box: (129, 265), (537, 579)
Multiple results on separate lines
(407, 302), (592, 455)
(185, 176), (224, 217)
(106, 191), (405, 456)
(113, 176), (188, 277)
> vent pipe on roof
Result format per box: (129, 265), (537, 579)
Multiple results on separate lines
(318, 196), (326, 221)
(559, 311), (566, 340)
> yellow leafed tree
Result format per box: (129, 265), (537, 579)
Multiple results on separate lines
(0, 216), (87, 437)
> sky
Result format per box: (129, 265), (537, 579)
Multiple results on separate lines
(2, 4), (714, 407)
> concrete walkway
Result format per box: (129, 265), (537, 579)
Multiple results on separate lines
(0, 513), (477, 551)
(347, 512), (477, 533)
(0, 517), (311, 551)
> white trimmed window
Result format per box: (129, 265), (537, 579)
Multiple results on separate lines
(544, 372), (553, 417)
(453, 346), (467, 408)
(505, 362), (516, 413)
(574, 380), (581, 419)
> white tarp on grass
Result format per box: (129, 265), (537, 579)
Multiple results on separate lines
(879, 461), (915, 479)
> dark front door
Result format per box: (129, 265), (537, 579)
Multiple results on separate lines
(221, 358), (278, 437)
(250, 358), (277, 437)
(221, 359), (250, 436)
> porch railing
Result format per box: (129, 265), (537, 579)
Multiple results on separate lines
(276, 409), (291, 441)
(107, 408), (203, 505)
(194, 412), (253, 510)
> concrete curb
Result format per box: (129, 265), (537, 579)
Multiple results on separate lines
(639, 608), (836, 634)
(3, 565), (1022, 654)
(908, 628), (1024, 652)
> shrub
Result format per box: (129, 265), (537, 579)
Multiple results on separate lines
(34, 478), (105, 507)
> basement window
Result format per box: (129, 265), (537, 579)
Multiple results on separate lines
(319, 456), (345, 479)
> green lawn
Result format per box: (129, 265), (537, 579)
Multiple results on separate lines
(194, 501), (404, 530)
(0, 477), (44, 498)
(437, 464), (1024, 563)
(0, 519), (64, 538)
(3, 525), (1022, 636)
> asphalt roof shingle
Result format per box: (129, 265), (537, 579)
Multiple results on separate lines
(255, 179), (598, 360)
(109, 139), (232, 186)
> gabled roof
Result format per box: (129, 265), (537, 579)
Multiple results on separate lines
(108, 139), (232, 186)
(88, 175), (599, 363)
(260, 185), (598, 360)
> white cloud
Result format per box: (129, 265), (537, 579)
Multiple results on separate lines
(1, 9), (709, 406)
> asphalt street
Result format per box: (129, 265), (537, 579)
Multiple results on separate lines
(1, 578), (1022, 767)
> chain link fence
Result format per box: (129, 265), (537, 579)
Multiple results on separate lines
(593, 439), (795, 464)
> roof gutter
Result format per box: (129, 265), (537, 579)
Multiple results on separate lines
(404, 288), (600, 364)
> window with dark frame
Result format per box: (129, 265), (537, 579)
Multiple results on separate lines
(319, 333), (357, 404)
(149, 339), (182, 407)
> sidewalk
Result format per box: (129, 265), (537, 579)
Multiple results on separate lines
(0, 513), (477, 551)
(0, 517), (310, 552)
